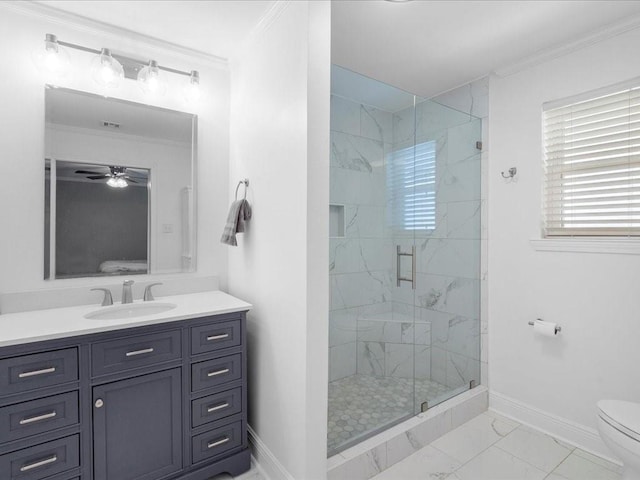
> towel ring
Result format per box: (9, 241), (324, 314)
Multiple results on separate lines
(235, 179), (249, 200)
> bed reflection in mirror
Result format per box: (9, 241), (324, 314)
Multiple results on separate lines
(44, 86), (196, 280)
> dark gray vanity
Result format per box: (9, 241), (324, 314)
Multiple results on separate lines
(0, 310), (250, 480)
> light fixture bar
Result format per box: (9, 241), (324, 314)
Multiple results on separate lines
(50, 34), (195, 78)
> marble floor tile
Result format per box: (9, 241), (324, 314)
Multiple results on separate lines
(572, 449), (623, 474)
(454, 446), (547, 480)
(494, 425), (574, 473)
(211, 465), (265, 480)
(552, 451), (622, 480)
(363, 411), (621, 480)
(430, 411), (519, 463)
(372, 445), (461, 480)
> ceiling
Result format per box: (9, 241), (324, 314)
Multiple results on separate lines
(37, 0), (640, 98)
(332, 0), (640, 97)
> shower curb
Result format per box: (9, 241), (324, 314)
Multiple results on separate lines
(327, 386), (488, 480)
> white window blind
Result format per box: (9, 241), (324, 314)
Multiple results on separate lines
(388, 141), (436, 231)
(544, 83), (640, 236)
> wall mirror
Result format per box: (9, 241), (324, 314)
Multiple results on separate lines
(44, 86), (197, 279)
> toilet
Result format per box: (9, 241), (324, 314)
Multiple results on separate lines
(597, 400), (640, 480)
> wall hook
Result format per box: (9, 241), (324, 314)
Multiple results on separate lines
(501, 167), (517, 179)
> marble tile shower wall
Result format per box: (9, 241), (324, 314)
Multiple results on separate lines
(390, 78), (489, 391)
(329, 94), (394, 382)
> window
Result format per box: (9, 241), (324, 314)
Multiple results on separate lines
(388, 141), (436, 231)
(543, 82), (640, 237)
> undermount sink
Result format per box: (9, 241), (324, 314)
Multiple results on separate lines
(84, 302), (177, 320)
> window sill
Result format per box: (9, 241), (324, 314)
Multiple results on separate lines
(530, 238), (640, 255)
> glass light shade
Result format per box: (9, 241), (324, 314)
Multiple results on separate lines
(183, 70), (201, 103)
(91, 48), (124, 89)
(107, 177), (128, 188)
(137, 60), (167, 96)
(32, 34), (70, 79)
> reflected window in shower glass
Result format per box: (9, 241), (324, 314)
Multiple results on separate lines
(387, 140), (436, 231)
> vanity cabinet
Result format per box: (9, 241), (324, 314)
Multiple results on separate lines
(92, 369), (183, 480)
(0, 311), (250, 480)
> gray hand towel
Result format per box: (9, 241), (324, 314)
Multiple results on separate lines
(221, 199), (252, 246)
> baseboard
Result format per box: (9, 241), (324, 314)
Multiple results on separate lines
(489, 390), (621, 465)
(248, 425), (295, 480)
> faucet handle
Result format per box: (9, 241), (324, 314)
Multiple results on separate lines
(144, 283), (163, 301)
(91, 288), (113, 306)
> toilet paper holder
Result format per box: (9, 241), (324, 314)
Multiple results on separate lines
(528, 319), (562, 334)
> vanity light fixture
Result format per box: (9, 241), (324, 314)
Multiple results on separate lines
(183, 70), (201, 103)
(137, 60), (167, 96)
(35, 34), (200, 100)
(32, 34), (71, 79)
(91, 48), (124, 89)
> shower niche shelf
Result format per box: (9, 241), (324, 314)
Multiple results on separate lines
(329, 204), (345, 238)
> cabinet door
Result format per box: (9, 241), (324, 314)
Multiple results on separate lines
(92, 369), (182, 480)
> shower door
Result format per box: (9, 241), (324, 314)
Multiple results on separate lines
(328, 65), (481, 456)
(394, 99), (482, 414)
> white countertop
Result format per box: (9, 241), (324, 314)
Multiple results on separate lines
(0, 291), (252, 348)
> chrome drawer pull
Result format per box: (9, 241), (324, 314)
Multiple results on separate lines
(207, 368), (230, 377)
(18, 367), (56, 378)
(20, 455), (58, 472)
(207, 402), (230, 413)
(207, 333), (229, 341)
(125, 348), (154, 357)
(207, 437), (230, 449)
(19, 411), (57, 425)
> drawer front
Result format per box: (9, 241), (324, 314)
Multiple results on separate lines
(0, 391), (79, 443)
(92, 330), (181, 377)
(191, 354), (242, 392)
(192, 387), (242, 428)
(0, 349), (78, 397)
(191, 420), (242, 464)
(191, 319), (241, 356)
(0, 434), (80, 480)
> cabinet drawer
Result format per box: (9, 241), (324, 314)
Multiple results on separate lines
(0, 434), (79, 480)
(191, 420), (242, 464)
(91, 330), (181, 377)
(192, 387), (242, 428)
(191, 320), (241, 355)
(0, 391), (79, 443)
(191, 354), (242, 392)
(0, 349), (78, 397)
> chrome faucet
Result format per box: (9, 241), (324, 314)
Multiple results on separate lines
(144, 283), (163, 301)
(122, 280), (134, 304)
(91, 288), (113, 306)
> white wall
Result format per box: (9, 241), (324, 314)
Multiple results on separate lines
(227, 1), (330, 478)
(0, 4), (229, 296)
(489, 26), (640, 456)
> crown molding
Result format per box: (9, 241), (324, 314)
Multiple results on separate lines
(0, 0), (228, 68)
(495, 13), (640, 77)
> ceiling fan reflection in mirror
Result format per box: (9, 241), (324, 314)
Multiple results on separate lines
(74, 165), (147, 188)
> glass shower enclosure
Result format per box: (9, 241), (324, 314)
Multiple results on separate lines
(328, 66), (481, 455)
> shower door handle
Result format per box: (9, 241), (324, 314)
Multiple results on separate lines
(396, 245), (416, 290)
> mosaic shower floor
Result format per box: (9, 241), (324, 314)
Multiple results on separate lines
(328, 374), (451, 454)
